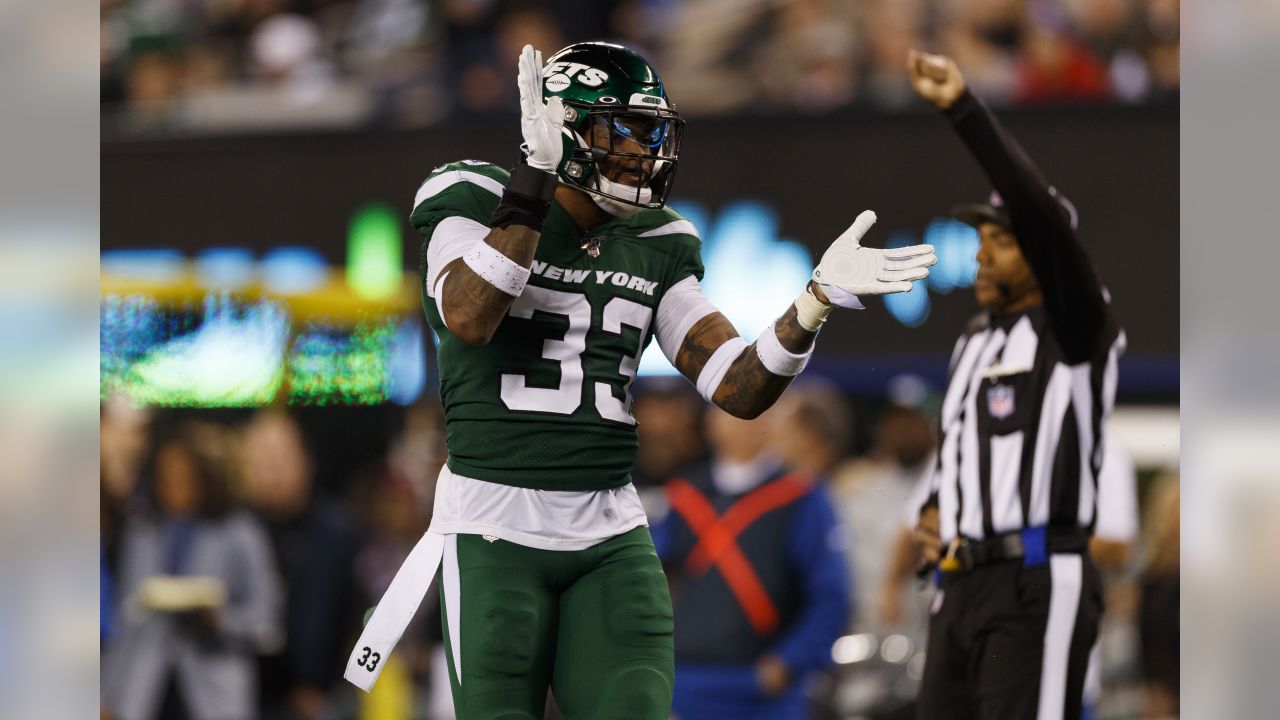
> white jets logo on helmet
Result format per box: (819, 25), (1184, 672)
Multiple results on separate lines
(543, 61), (609, 88)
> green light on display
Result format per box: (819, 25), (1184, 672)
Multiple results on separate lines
(287, 321), (397, 406)
(347, 204), (403, 301)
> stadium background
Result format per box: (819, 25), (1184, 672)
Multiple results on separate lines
(100, 0), (1180, 718)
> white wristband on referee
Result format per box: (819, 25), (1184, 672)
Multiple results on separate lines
(755, 321), (812, 376)
(462, 242), (531, 297)
(696, 337), (749, 403)
(794, 286), (835, 332)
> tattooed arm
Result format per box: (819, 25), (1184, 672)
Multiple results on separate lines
(674, 282), (829, 419)
(441, 44), (564, 346)
(665, 211), (936, 417)
(435, 225), (540, 346)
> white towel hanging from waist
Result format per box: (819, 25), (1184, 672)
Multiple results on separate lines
(344, 530), (445, 692)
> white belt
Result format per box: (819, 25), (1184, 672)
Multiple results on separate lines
(344, 530), (445, 692)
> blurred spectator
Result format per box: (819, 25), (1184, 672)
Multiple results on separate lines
(1015, 1), (1111, 104)
(937, 0), (1022, 104)
(102, 423), (282, 720)
(488, 2), (566, 104)
(830, 403), (934, 633)
(249, 14), (335, 101)
(756, 0), (859, 113)
(101, 395), (153, 573)
(632, 378), (708, 488)
(1140, 0), (1179, 101)
(1084, 440), (1141, 718)
(241, 409), (362, 720)
(652, 404), (849, 720)
(859, 0), (928, 109)
(660, 0), (774, 115)
(1139, 471), (1179, 719)
(121, 41), (186, 131)
(1065, 0), (1150, 102)
(768, 379), (853, 480)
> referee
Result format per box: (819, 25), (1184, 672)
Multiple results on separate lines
(905, 51), (1125, 720)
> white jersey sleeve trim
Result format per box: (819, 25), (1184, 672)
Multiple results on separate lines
(414, 169), (505, 210)
(426, 216), (491, 327)
(655, 274), (719, 364)
(638, 219), (700, 239)
(426, 217), (489, 298)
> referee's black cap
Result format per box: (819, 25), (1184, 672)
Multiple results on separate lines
(951, 189), (1079, 231)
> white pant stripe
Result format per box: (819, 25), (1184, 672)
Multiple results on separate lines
(443, 534), (463, 684)
(1038, 554), (1083, 719)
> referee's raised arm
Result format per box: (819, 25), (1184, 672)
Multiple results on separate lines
(908, 50), (1112, 364)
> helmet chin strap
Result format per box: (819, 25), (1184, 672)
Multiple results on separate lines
(590, 174), (651, 217)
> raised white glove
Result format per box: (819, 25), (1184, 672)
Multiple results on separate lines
(812, 211), (937, 309)
(517, 45), (565, 172)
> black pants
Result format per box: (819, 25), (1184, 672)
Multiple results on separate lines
(917, 553), (1102, 720)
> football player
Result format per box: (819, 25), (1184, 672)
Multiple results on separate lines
(348, 42), (937, 719)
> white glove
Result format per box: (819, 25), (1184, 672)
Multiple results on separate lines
(812, 211), (937, 309)
(517, 45), (565, 172)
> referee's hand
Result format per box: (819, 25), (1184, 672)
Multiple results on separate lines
(915, 506), (942, 567)
(907, 49), (967, 110)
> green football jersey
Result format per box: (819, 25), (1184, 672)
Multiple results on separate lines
(412, 160), (705, 491)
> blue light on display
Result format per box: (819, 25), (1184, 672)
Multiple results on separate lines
(638, 200), (814, 376)
(388, 319), (427, 405)
(101, 294), (165, 379)
(260, 247), (329, 294)
(882, 231), (931, 327)
(194, 248), (256, 289)
(101, 249), (186, 282)
(923, 219), (979, 294)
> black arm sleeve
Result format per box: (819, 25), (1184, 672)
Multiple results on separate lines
(943, 90), (1112, 363)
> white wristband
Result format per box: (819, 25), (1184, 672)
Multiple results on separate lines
(696, 337), (749, 403)
(462, 242), (531, 297)
(794, 286), (835, 332)
(755, 321), (812, 376)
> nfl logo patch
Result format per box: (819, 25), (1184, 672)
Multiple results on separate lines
(987, 384), (1015, 419)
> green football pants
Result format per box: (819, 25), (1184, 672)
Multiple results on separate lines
(439, 527), (675, 720)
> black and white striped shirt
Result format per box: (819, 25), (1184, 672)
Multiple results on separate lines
(925, 308), (1125, 543)
(916, 89), (1126, 544)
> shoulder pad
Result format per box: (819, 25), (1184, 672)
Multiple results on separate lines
(413, 160), (509, 211)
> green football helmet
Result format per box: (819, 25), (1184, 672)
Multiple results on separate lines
(539, 42), (684, 214)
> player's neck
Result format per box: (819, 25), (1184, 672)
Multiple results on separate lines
(556, 185), (612, 232)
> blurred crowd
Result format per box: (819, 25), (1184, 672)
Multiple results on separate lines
(99, 377), (1180, 719)
(100, 0), (1181, 135)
